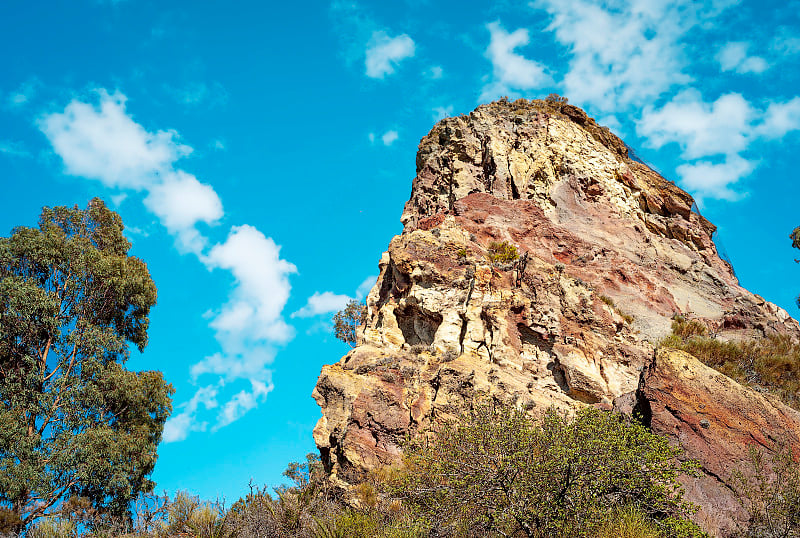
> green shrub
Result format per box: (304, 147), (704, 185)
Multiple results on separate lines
(732, 444), (800, 537)
(27, 517), (77, 538)
(598, 506), (664, 538)
(393, 402), (705, 537)
(662, 320), (800, 410)
(487, 241), (519, 263)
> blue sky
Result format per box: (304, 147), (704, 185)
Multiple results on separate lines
(1, 0), (799, 503)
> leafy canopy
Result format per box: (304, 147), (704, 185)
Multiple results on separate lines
(0, 198), (173, 532)
(333, 300), (367, 348)
(393, 402), (705, 537)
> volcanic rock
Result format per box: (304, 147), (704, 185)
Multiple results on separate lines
(312, 98), (800, 535)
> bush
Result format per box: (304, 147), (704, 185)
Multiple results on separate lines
(392, 402), (705, 537)
(732, 444), (800, 537)
(663, 320), (800, 410)
(487, 241), (519, 263)
(598, 506), (664, 538)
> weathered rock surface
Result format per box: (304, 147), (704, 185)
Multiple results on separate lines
(312, 98), (800, 534)
(624, 348), (800, 536)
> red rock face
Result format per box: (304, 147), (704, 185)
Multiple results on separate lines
(312, 99), (800, 534)
(626, 348), (800, 536)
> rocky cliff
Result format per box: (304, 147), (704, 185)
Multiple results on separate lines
(312, 98), (800, 535)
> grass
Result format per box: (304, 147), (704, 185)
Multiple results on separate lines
(662, 319), (800, 410)
(599, 295), (635, 325)
(598, 506), (664, 538)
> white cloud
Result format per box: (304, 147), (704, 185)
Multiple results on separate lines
(355, 275), (378, 300)
(756, 98), (800, 139)
(369, 130), (399, 146)
(531, 0), (705, 111)
(143, 171), (224, 253)
(291, 275), (376, 322)
(40, 90), (191, 189)
(432, 105), (454, 122)
(365, 31), (415, 78)
(165, 81), (229, 107)
(41, 90), (297, 439)
(638, 89), (800, 200)
(481, 22), (552, 102)
(717, 42), (769, 74)
(205, 225), (297, 345)
(676, 156), (755, 202)
(292, 291), (352, 318)
(381, 130), (399, 146)
(213, 379), (273, 431)
(162, 385), (219, 443)
(638, 89), (754, 159)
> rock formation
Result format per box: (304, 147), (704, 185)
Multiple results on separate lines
(312, 98), (800, 535)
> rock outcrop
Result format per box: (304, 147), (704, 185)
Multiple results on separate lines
(312, 98), (800, 535)
(620, 348), (800, 535)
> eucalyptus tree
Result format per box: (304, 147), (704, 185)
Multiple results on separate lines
(0, 198), (173, 532)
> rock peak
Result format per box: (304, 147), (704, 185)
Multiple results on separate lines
(313, 98), (800, 536)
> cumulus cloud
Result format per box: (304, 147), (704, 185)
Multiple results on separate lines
(214, 380), (272, 430)
(638, 89), (754, 159)
(41, 90), (297, 440)
(369, 130), (399, 146)
(365, 31), (415, 78)
(292, 291), (352, 318)
(756, 98), (800, 139)
(676, 156), (755, 202)
(639, 89), (800, 200)
(480, 22), (552, 102)
(40, 90), (191, 189)
(143, 171), (223, 253)
(717, 42), (769, 74)
(292, 275), (377, 323)
(531, 0), (709, 111)
(205, 225), (297, 345)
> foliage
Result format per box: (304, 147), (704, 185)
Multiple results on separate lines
(486, 241), (519, 263)
(162, 491), (232, 538)
(732, 444), (800, 537)
(546, 93), (569, 106)
(791, 226), (800, 307)
(599, 295), (634, 325)
(597, 506), (664, 538)
(662, 319), (800, 410)
(225, 453), (341, 537)
(333, 300), (367, 347)
(0, 199), (173, 532)
(393, 402), (704, 537)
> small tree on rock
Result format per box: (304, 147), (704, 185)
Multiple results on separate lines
(333, 300), (367, 348)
